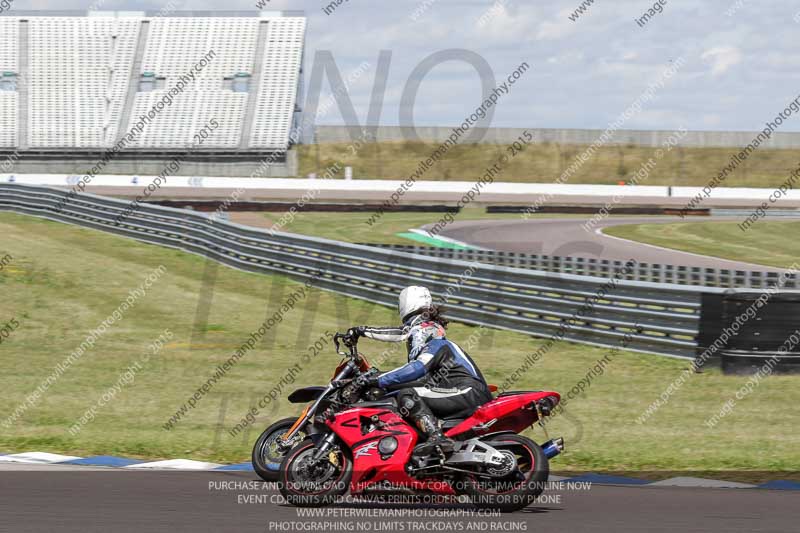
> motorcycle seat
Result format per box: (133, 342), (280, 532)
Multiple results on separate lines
(497, 390), (542, 398)
(439, 405), (478, 430)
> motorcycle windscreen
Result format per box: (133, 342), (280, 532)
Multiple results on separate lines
(287, 386), (326, 403)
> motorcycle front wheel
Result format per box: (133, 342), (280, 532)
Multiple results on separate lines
(278, 438), (352, 507)
(460, 434), (549, 513)
(251, 417), (306, 482)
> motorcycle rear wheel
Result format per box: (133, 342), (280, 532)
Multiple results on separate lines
(278, 438), (352, 507)
(251, 417), (306, 482)
(460, 434), (549, 512)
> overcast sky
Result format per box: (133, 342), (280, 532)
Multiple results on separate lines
(9, 0), (800, 132)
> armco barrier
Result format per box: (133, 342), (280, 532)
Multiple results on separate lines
(361, 244), (797, 289)
(697, 290), (800, 374)
(0, 183), (719, 359)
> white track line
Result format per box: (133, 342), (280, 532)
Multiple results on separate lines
(647, 477), (756, 489)
(124, 459), (224, 470)
(0, 452), (82, 464)
(408, 228), (481, 249)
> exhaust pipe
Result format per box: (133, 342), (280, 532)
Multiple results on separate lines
(542, 437), (564, 459)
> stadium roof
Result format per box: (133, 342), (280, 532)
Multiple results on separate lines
(6, 11), (305, 18)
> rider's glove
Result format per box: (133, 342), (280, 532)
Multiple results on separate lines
(354, 370), (379, 389)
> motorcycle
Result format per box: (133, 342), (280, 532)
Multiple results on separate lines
(273, 331), (564, 512)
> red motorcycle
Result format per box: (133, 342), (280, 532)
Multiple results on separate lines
(277, 332), (564, 512)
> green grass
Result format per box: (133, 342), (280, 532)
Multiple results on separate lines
(298, 141), (800, 187)
(604, 220), (800, 269)
(1, 211), (799, 475)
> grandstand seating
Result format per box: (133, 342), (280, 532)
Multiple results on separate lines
(27, 16), (140, 148)
(0, 93), (18, 149)
(249, 17), (307, 149)
(0, 17), (19, 148)
(0, 12), (306, 152)
(125, 17), (259, 149)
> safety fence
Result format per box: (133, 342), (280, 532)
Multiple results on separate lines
(361, 244), (796, 289)
(0, 183), (722, 359)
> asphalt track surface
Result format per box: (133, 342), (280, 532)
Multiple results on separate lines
(1, 465), (796, 533)
(427, 216), (783, 271)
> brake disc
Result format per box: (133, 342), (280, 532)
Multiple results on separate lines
(486, 450), (516, 477)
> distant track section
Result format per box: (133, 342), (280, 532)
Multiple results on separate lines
(423, 216), (784, 272)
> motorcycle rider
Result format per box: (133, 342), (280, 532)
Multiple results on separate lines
(348, 286), (492, 455)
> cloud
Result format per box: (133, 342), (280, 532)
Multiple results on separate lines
(536, 9), (580, 40)
(474, 2), (537, 43)
(701, 46), (742, 76)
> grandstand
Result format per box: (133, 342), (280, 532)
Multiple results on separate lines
(0, 11), (306, 176)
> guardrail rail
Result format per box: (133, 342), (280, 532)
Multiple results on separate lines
(361, 244), (797, 289)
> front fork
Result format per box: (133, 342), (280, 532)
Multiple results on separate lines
(276, 404), (314, 452)
(310, 432), (338, 463)
(276, 381), (337, 451)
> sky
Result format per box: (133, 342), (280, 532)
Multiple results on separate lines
(8, 0), (800, 133)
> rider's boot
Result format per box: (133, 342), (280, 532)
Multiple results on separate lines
(412, 413), (455, 456)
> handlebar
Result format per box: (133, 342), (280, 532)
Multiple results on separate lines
(333, 332), (359, 358)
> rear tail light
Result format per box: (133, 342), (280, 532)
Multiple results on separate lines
(536, 396), (558, 416)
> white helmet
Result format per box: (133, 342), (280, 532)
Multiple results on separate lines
(398, 286), (432, 324)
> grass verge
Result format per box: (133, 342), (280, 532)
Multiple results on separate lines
(1, 211), (798, 474)
(297, 141), (799, 187)
(604, 220), (800, 270)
